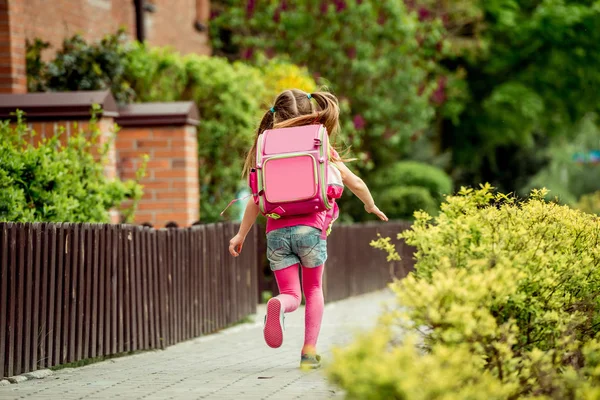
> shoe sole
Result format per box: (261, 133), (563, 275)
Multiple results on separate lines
(300, 363), (321, 370)
(264, 299), (283, 348)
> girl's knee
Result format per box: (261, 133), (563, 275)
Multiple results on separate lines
(290, 295), (302, 311)
(278, 289), (302, 311)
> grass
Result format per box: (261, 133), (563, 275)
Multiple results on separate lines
(50, 349), (157, 371)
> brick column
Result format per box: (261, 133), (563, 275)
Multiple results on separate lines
(115, 102), (200, 228)
(0, 0), (25, 93)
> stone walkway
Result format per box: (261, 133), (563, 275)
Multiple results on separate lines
(0, 290), (393, 400)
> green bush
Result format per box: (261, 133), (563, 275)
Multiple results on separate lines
(575, 191), (600, 216)
(523, 113), (600, 205)
(374, 161), (453, 201)
(255, 56), (318, 105)
(372, 161), (452, 219)
(379, 186), (437, 220)
(26, 30), (135, 104)
(0, 110), (144, 223)
(329, 184), (600, 399)
(211, 0), (459, 170)
(125, 48), (269, 221)
(124, 43), (188, 103)
(182, 55), (266, 221)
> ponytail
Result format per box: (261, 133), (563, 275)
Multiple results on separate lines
(242, 109), (274, 178)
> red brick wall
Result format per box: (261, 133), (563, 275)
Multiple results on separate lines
(0, 0), (211, 93)
(22, 0), (134, 57)
(22, 0), (210, 59)
(144, 0), (210, 55)
(116, 125), (200, 228)
(0, 0), (26, 93)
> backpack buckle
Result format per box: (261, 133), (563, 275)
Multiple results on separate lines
(314, 138), (322, 147)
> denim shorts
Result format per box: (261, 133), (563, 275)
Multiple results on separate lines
(266, 225), (328, 271)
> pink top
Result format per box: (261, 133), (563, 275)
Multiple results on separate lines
(264, 148), (341, 234)
(266, 209), (327, 234)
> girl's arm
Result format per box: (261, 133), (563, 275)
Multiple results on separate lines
(334, 160), (388, 221)
(229, 200), (260, 257)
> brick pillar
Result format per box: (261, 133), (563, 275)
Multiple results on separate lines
(115, 102), (200, 228)
(0, 0), (26, 93)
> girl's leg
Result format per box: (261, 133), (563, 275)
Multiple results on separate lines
(265, 264), (301, 348)
(273, 263), (302, 312)
(300, 264), (324, 355)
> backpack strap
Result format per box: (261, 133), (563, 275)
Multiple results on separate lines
(320, 202), (339, 239)
(219, 193), (253, 217)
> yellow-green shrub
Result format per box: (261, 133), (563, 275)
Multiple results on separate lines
(257, 56), (318, 104)
(575, 191), (600, 216)
(329, 184), (600, 399)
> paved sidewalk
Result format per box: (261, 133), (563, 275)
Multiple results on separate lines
(0, 290), (393, 400)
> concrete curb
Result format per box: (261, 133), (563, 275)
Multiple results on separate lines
(5, 369), (54, 384)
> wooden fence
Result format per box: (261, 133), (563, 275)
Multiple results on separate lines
(0, 222), (257, 379)
(256, 221), (415, 303)
(0, 220), (414, 379)
(324, 221), (415, 302)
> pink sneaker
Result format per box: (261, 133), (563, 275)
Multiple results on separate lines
(264, 298), (285, 348)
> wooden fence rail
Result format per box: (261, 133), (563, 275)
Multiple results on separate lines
(0, 220), (414, 378)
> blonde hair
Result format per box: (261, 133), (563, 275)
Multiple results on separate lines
(242, 88), (348, 178)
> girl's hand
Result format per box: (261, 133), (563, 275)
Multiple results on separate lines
(365, 204), (388, 221)
(229, 234), (245, 257)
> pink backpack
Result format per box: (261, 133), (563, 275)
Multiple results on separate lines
(222, 124), (343, 237)
(249, 124), (333, 220)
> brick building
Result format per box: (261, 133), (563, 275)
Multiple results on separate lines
(0, 0), (211, 94)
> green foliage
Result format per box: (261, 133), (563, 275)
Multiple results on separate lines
(575, 191), (600, 215)
(372, 161), (452, 219)
(330, 332), (516, 400)
(124, 43), (188, 102)
(211, 0), (467, 222)
(211, 0), (455, 166)
(379, 186), (438, 221)
(124, 47), (271, 221)
(25, 38), (50, 93)
(330, 185), (600, 398)
(182, 55), (266, 222)
(0, 110), (144, 223)
(26, 30), (135, 104)
(524, 113), (600, 204)
(254, 55), (318, 104)
(442, 0), (600, 191)
(374, 161), (453, 202)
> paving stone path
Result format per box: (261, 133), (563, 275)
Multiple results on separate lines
(0, 290), (393, 400)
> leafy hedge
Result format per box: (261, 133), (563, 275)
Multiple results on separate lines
(329, 185), (600, 399)
(26, 32), (320, 222)
(372, 161), (453, 219)
(378, 186), (438, 221)
(0, 110), (144, 223)
(26, 32), (135, 104)
(211, 0), (455, 163)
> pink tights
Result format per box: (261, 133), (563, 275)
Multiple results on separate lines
(273, 264), (324, 355)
